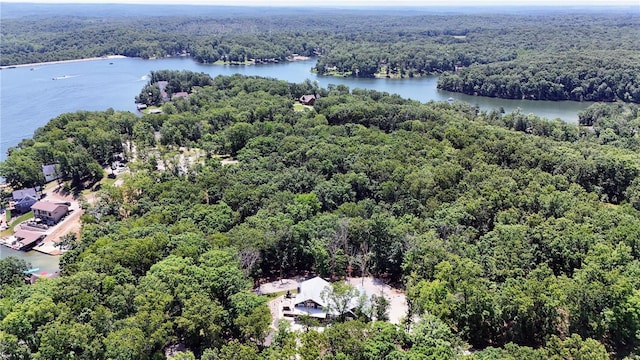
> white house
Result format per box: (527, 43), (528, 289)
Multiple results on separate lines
(289, 276), (371, 321)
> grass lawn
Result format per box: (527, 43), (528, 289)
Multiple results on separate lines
(80, 188), (94, 198)
(140, 106), (162, 115)
(101, 168), (118, 186)
(43, 181), (60, 192)
(293, 103), (313, 112)
(79, 169), (117, 198)
(1, 211), (34, 237)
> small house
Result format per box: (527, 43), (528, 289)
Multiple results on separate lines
(299, 94), (319, 106)
(11, 188), (39, 214)
(293, 276), (332, 319)
(25, 269), (61, 285)
(31, 201), (69, 226)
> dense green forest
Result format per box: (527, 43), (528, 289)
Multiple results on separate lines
(1, 5), (639, 102)
(1, 73), (640, 359)
(437, 52), (640, 103)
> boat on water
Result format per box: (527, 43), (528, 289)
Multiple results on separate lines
(447, 97), (455, 103)
(52, 75), (72, 80)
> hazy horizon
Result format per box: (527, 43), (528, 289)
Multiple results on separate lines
(1, 0), (639, 7)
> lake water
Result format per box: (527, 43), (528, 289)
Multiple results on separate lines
(0, 246), (60, 274)
(0, 56), (593, 270)
(1, 56), (592, 161)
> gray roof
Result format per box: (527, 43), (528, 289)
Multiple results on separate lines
(12, 187), (37, 201)
(15, 195), (38, 206)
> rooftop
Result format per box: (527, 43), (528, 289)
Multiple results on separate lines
(14, 230), (44, 246)
(172, 91), (189, 100)
(12, 187), (37, 200)
(31, 201), (68, 213)
(294, 276), (332, 307)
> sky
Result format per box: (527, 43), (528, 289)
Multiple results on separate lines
(1, 0), (639, 6)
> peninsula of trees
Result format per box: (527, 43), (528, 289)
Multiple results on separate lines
(1, 4), (639, 102)
(1, 72), (639, 359)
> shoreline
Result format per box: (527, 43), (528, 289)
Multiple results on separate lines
(1, 54), (313, 70)
(0, 55), (127, 70)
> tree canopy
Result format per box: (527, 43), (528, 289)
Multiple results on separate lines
(1, 74), (640, 359)
(2, 6), (639, 102)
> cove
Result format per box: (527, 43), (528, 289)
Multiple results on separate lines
(1, 56), (593, 162)
(0, 246), (60, 274)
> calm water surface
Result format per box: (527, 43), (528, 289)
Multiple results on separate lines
(0, 246), (60, 274)
(2, 57), (592, 161)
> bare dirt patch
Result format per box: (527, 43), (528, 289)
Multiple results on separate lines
(347, 277), (408, 324)
(258, 278), (299, 294)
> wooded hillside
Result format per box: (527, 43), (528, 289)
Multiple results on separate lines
(2, 6), (639, 102)
(1, 75), (639, 359)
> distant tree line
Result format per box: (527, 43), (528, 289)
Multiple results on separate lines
(1, 10), (639, 102)
(438, 52), (640, 102)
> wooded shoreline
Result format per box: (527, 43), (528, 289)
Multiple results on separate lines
(0, 55), (127, 70)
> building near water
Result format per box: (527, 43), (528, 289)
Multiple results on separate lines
(12, 230), (46, 250)
(31, 201), (69, 226)
(11, 187), (39, 214)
